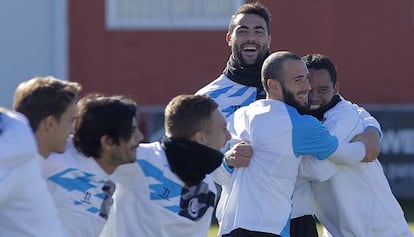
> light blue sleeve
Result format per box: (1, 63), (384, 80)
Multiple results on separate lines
(286, 105), (338, 160)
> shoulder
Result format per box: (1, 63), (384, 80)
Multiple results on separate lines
(250, 99), (285, 114)
(114, 142), (165, 183)
(326, 99), (359, 118)
(0, 110), (33, 137)
(137, 141), (163, 157)
(195, 74), (255, 101)
(324, 99), (361, 127)
(0, 110), (37, 166)
(43, 152), (77, 178)
(231, 100), (271, 122)
(284, 104), (321, 128)
(121, 142), (165, 169)
(195, 74), (236, 95)
(324, 99), (364, 138)
(43, 140), (91, 177)
(232, 100), (295, 127)
(47, 142), (83, 166)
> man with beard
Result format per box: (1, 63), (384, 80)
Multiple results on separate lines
(298, 54), (412, 237)
(196, 3), (382, 237)
(196, 2), (271, 119)
(217, 51), (373, 237)
(195, 2), (272, 233)
(43, 94), (144, 237)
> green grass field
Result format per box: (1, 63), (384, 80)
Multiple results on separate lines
(207, 223), (414, 236)
(208, 199), (414, 236)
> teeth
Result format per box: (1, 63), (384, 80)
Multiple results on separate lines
(297, 95), (308, 100)
(243, 45), (257, 51)
(310, 104), (320, 110)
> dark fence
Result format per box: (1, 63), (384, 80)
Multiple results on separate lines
(368, 105), (414, 198)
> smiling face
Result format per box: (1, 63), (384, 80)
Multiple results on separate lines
(308, 68), (339, 110)
(111, 118), (143, 165)
(226, 13), (271, 66)
(279, 59), (311, 110)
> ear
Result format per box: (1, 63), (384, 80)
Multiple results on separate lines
(42, 115), (57, 132)
(100, 135), (114, 152)
(334, 81), (340, 94)
(267, 78), (280, 91)
(191, 130), (207, 145)
(225, 32), (231, 46)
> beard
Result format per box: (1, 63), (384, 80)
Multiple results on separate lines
(233, 43), (268, 67)
(281, 84), (309, 114)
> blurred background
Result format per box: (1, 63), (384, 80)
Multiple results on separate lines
(1, 0), (413, 218)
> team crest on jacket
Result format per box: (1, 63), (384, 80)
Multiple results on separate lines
(178, 182), (215, 221)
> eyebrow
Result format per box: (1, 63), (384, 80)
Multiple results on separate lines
(291, 75), (306, 80)
(237, 25), (266, 31)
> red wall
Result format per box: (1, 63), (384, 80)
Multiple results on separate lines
(69, 0), (414, 105)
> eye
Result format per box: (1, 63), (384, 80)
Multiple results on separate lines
(255, 29), (265, 35)
(236, 28), (248, 35)
(319, 88), (329, 93)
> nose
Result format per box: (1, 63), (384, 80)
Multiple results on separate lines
(302, 79), (311, 92)
(135, 128), (144, 143)
(309, 89), (316, 99)
(245, 31), (257, 42)
(225, 129), (231, 142)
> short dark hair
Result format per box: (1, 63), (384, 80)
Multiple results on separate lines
(13, 76), (81, 132)
(164, 94), (218, 139)
(261, 51), (302, 92)
(73, 94), (137, 159)
(228, 2), (271, 34)
(302, 53), (338, 85)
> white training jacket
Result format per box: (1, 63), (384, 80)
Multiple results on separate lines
(0, 110), (65, 237)
(195, 74), (259, 119)
(43, 140), (112, 237)
(100, 142), (218, 237)
(299, 99), (413, 237)
(217, 99), (366, 237)
(196, 73), (259, 217)
(292, 97), (384, 219)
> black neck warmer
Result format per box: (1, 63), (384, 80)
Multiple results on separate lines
(161, 137), (223, 187)
(305, 95), (342, 121)
(223, 52), (270, 100)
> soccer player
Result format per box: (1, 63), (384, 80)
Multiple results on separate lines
(299, 53), (413, 237)
(0, 108), (65, 236)
(100, 94), (231, 237)
(44, 94), (144, 237)
(217, 51), (370, 237)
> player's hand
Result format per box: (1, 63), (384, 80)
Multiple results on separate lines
(351, 127), (380, 162)
(225, 141), (253, 168)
